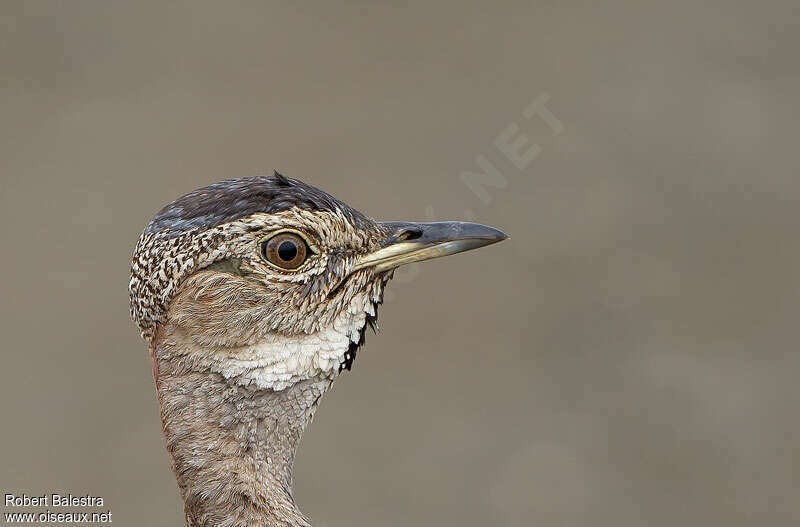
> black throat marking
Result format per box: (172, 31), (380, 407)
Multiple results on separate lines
(339, 299), (381, 373)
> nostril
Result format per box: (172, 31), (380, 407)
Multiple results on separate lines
(397, 228), (423, 241)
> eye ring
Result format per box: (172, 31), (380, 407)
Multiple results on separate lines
(259, 232), (311, 270)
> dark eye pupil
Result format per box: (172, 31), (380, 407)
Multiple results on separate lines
(277, 241), (297, 261)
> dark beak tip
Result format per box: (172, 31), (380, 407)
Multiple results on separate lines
(379, 220), (507, 245)
(492, 228), (509, 242)
(363, 221), (509, 271)
(473, 224), (508, 243)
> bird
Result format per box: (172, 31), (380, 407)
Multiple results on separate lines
(129, 172), (507, 527)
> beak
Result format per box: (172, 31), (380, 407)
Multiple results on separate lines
(354, 221), (508, 273)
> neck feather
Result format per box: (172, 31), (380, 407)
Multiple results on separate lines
(154, 336), (333, 527)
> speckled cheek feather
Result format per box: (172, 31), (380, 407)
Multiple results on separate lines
(130, 208), (379, 342)
(129, 173), (382, 343)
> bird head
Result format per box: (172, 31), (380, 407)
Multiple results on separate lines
(130, 173), (507, 390)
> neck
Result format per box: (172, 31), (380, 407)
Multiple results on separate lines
(154, 340), (333, 527)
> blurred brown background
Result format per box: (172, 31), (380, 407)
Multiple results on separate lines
(1, 1), (799, 526)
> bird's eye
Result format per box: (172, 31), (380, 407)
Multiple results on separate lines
(259, 232), (309, 270)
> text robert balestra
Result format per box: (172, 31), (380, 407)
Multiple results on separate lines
(5, 493), (105, 507)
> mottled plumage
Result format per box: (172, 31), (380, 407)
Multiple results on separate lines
(129, 173), (506, 526)
(130, 173), (383, 343)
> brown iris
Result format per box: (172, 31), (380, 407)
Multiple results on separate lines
(260, 232), (309, 270)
